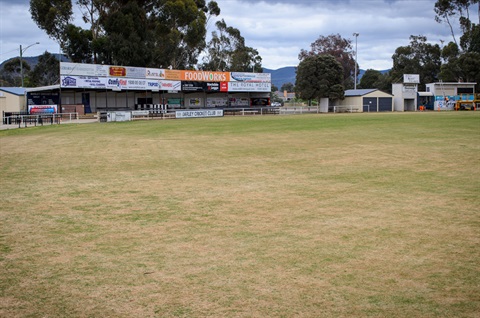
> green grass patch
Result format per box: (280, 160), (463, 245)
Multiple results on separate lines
(1, 112), (479, 317)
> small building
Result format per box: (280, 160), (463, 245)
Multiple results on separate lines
(0, 87), (26, 114)
(334, 89), (394, 112)
(392, 74), (420, 111)
(22, 63), (272, 116)
(424, 82), (477, 110)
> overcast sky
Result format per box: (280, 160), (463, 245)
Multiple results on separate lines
(0, 0), (477, 70)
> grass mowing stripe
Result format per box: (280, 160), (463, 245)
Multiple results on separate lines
(1, 112), (479, 317)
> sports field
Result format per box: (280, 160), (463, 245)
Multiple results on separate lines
(1, 112), (479, 317)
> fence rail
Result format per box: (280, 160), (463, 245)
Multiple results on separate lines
(2, 113), (79, 128)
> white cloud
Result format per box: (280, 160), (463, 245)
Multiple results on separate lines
(1, 0), (477, 71)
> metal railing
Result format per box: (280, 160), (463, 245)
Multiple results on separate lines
(1, 113), (79, 128)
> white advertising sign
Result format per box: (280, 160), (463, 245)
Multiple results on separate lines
(228, 82), (271, 92)
(160, 80), (181, 91)
(146, 68), (166, 79)
(107, 77), (172, 91)
(176, 109), (224, 118)
(61, 75), (107, 88)
(230, 72), (271, 82)
(207, 97), (228, 107)
(60, 62), (108, 77)
(403, 74), (420, 84)
(125, 67), (146, 79)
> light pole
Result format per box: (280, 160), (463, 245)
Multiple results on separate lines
(20, 42), (40, 87)
(353, 33), (359, 90)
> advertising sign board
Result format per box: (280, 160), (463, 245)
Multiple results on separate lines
(29, 105), (58, 114)
(61, 76), (107, 89)
(176, 109), (224, 118)
(403, 74), (420, 84)
(227, 82), (271, 92)
(230, 72), (271, 82)
(60, 62), (108, 77)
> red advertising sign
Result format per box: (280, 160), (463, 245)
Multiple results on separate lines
(220, 82), (228, 92)
(109, 66), (126, 77)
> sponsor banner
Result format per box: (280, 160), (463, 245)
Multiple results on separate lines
(29, 105), (58, 114)
(227, 82), (271, 92)
(106, 78), (180, 91)
(205, 82), (220, 92)
(108, 66), (146, 78)
(125, 66), (146, 78)
(164, 69), (182, 80)
(188, 98), (202, 107)
(176, 109), (224, 119)
(160, 80), (181, 91)
(132, 110), (150, 116)
(60, 62), (108, 77)
(220, 82), (228, 92)
(167, 98), (183, 107)
(146, 68), (166, 79)
(109, 66), (126, 77)
(207, 97), (228, 107)
(182, 81), (205, 91)
(181, 70), (230, 82)
(110, 78), (148, 90)
(229, 97), (250, 107)
(61, 75), (107, 88)
(27, 92), (59, 106)
(106, 78), (127, 90)
(230, 72), (271, 82)
(403, 74), (420, 84)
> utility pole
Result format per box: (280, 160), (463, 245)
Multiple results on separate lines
(353, 33), (359, 90)
(20, 42), (40, 87)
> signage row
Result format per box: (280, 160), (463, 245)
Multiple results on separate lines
(60, 75), (271, 92)
(60, 62), (271, 83)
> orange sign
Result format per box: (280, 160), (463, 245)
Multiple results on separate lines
(180, 70), (230, 82)
(109, 66), (126, 77)
(164, 69), (182, 81)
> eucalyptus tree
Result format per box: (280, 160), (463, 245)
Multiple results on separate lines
(30, 0), (221, 68)
(201, 19), (262, 72)
(390, 35), (441, 90)
(31, 51), (60, 86)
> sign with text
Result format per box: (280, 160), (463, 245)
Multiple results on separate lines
(182, 81), (205, 92)
(60, 62), (108, 77)
(227, 82), (271, 92)
(176, 109), (224, 119)
(61, 76), (107, 89)
(29, 105), (58, 114)
(230, 72), (271, 82)
(181, 70), (230, 82)
(403, 74), (420, 84)
(207, 97), (228, 107)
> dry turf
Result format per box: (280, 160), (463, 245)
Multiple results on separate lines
(0, 112), (479, 317)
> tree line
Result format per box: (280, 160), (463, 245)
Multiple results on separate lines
(1, 0), (261, 87)
(0, 0), (478, 95)
(294, 0), (479, 104)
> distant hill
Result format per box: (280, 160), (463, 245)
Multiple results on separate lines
(264, 66), (390, 91)
(0, 54), (69, 71)
(1, 55), (389, 90)
(263, 67), (296, 90)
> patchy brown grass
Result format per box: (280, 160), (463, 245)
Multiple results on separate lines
(1, 112), (479, 317)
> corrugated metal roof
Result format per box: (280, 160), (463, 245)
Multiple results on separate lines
(344, 89), (377, 97)
(0, 87), (26, 96)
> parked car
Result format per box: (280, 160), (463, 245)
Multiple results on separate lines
(271, 102), (282, 107)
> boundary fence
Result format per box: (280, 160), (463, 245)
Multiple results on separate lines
(2, 113), (79, 128)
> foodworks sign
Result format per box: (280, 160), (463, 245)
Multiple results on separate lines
(181, 71), (230, 82)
